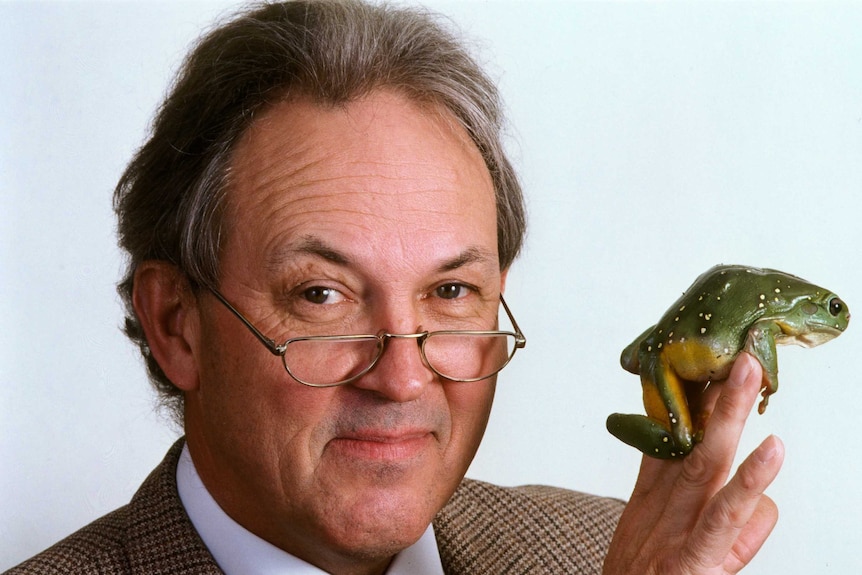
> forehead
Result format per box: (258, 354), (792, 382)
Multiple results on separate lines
(222, 91), (499, 276)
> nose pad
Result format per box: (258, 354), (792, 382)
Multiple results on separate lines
(350, 333), (434, 401)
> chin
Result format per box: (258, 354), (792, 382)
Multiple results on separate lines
(318, 505), (429, 562)
(321, 478), (440, 553)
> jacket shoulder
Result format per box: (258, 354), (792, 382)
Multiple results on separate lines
(4, 506), (132, 574)
(434, 478), (625, 575)
(3, 440), (220, 575)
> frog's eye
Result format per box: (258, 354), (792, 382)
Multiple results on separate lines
(829, 298), (845, 317)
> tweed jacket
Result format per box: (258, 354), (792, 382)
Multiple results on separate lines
(6, 440), (624, 574)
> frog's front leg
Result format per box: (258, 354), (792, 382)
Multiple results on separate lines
(607, 358), (695, 458)
(744, 320), (781, 414)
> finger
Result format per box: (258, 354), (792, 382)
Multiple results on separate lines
(690, 354), (754, 433)
(624, 455), (684, 537)
(725, 494), (779, 573)
(622, 354), (766, 542)
(685, 353), (763, 485)
(682, 435), (784, 571)
(642, 354), (763, 541)
(630, 451), (680, 496)
(628, 357), (761, 526)
(604, 455), (688, 572)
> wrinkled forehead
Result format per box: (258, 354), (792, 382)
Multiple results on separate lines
(219, 90), (499, 274)
(228, 91), (493, 192)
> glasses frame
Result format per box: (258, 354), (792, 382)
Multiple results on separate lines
(207, 287), (526, 387)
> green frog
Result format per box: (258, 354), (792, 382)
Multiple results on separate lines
(608, 264), (850, 458)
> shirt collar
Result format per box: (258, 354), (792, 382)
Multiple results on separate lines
(176, 443), (444, 575)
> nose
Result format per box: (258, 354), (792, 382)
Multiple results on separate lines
(350, 333), (435, 402)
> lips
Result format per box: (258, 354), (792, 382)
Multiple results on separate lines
(327, 429), (434, 462)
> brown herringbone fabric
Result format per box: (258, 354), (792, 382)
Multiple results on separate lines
(6, 441), (219, 575)
(6, 440), (624, 574)
(435, 480), (624, 574)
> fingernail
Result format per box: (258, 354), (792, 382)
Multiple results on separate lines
(755, 435), (781, 463)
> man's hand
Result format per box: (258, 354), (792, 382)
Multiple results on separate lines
(603, 353), (784, 574)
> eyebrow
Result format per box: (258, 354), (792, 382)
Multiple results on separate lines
(435, 246), (497, 273)
(265, 235), (350, 272)
(265, 235), (496, 274)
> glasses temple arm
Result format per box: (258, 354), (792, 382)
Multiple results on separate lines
(499, 294), (526, 348)
(207, 287), (286, 356)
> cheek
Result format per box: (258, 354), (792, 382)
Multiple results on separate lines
(195, 323), (339, 473)
(442, 380), (496, 470)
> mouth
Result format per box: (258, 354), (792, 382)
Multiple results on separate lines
(327, 430), (435, 462)
(777, 323), (845, 348)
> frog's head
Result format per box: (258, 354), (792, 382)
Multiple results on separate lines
(776, 293), (850, 348)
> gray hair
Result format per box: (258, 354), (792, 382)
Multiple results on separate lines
(114, 0), (526, 422)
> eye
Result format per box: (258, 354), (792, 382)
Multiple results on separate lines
(435, 283), (470, 300)
(302, 286), (343, 305)
(829, 298), (845, 317)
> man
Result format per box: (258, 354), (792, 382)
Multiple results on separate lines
(6, 1), (783, 574)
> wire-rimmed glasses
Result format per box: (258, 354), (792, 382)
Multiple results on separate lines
(207, 288), (526, 387)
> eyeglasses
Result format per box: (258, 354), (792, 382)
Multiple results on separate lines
(207, 287), (526, 387)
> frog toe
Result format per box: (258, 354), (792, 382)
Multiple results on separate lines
(607, 413), (688, 459)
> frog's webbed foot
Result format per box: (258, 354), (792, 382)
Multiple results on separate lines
(606, 413), (692, 459)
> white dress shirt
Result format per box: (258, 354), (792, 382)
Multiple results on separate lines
(176, 444), (445, 574)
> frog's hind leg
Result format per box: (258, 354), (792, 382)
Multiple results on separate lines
(646, 360), (695, 456)
(606, 413), (679, 458)
(608, 357), (696, 458)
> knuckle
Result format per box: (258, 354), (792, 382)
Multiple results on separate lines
(678, 447), (726, 490)
(679, 452), (710, 488)
(734, 456), (765, 493)
(705, 491), (749, 533)
(712, 389), (745, 423)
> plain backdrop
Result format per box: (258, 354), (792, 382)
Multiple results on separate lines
(2, 1), (861, 572)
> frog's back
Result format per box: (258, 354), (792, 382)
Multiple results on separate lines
(622, 265), (823, 379)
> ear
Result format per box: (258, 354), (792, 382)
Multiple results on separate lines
(132, 261), (201, 392)
(500, 268), (509, 294)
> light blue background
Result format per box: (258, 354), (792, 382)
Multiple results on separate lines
(2, 1), (860, 572)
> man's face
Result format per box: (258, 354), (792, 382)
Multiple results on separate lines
(183, 91), (502, 572)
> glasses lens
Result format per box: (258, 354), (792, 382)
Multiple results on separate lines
(283, 336), (382, 386)
(423, 332), (517, 381)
